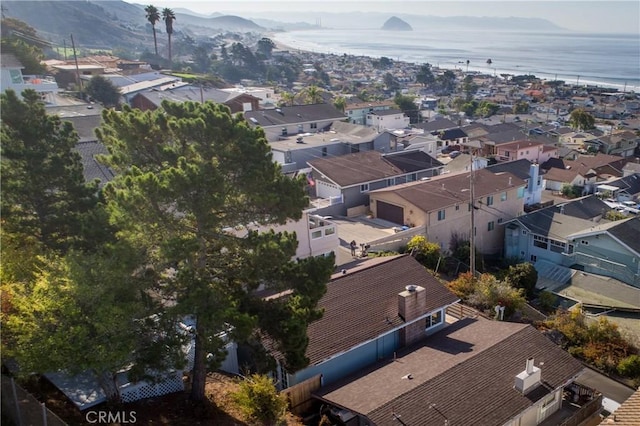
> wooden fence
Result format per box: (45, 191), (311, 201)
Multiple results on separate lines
(281, 374), (322, 416)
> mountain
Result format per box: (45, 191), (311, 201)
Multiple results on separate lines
(381, 16), (413, 31)
(2, 0), (264, 49)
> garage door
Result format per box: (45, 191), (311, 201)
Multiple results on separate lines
(376, 200), (404, 225)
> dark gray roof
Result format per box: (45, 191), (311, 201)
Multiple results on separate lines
(65, 115), (102, 143)
(317, 318), (583, 426)
(369, 108), (404, 116)
(605, 173), (640, 196)
(608, 217), (640, 254)
(412, 118), (457, 132)
(432, 128), (467, 140)
(309, 150), (441, 187)
(552, 195), (612, 219)
(305, 255), (459, 365)
(74, 141), (115, 186)
(245, 104), (346, 127)
(486, 159), (533, 181)
(383, 150), (443, 173)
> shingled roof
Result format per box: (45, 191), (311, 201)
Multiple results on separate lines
(308, 150), (441, 188)
(317, 318), (583, 426)
(244, 103), (346, 127)
(373, 168), (525, 213)
(305, 255), (458, 366)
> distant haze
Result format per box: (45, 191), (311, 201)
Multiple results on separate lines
(129, 1), (640, 34)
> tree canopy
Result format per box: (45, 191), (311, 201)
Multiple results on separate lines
(96, 101), (334, 401)
(0, 89), (106, 252)
(85, 75), (121, 107)
(569, 108), (596, 131)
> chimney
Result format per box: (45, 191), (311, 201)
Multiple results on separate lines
(398, 285), (427, 347)
(514, 357), (542, 394)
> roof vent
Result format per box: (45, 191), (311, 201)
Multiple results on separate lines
(405, 285), (417, 292)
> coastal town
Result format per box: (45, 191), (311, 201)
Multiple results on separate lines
(2, 3), (640, 426)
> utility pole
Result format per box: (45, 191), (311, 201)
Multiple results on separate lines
(469, 149), (476, 277)
(63, 39), (67, 61)
(70, 34), (82, 90)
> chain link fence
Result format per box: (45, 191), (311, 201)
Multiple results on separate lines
(1, 375), (68, 426)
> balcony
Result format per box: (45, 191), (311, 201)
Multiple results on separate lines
(539, 383), (602, 426)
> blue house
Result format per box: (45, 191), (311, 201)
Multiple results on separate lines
(273, 255), (459, 389)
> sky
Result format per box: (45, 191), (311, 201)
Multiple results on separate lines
(130, 1), (640, 34)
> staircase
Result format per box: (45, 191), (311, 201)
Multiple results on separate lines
(534, 259), (575, 291)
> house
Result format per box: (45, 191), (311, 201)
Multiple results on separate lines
(365, 109), (410, 131)
(369, 169), (526, 255)
(503, 197), (640, 286)
(269, 122), (385, 174)
(412, 117), (457, 133)
(591, 131), (639, 157)
(486, 159), (545, 206)
(344, 99), (395, 125)
(432, 127), (468, 152)
(315, 317), (586, 426)
(274, 255), (459, 389)
(49, 63), (106, 89)
(564, 217), (640, 287)
(245, 104), (347, 141)
(1, 53), (59, 103)
(308, 150), (444, 215)
(541, 154), (629, 193)
(131, 84), (261, 113)
(559, 131), (599, 150)
(494, 140), (557, 164)
(596, 173), (640, 203)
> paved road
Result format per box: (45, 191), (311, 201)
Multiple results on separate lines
(576, 366), (636, 404)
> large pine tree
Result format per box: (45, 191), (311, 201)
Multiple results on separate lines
(1, 89), (104, 252)
(96, 101), (334, 401)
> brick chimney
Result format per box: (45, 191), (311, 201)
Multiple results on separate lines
(398, 285), (427, 346)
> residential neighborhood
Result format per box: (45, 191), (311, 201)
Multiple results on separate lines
(2, 2), (640, 425)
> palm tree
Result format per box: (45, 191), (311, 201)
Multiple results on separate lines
(301, 85), (324, 104)
(162, 8), (176, 64)
(486, 58), (493, 67)
(145, 5), (160, 56)
(466, 59), (470, 73)
(278, 91), (294, 107)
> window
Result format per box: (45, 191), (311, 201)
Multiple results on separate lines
(505, 151), (510, 158)
(522, 230), (528, 235)
(407, 173), (417, 182)
(387, 178), (396, 186)
(322, 147), (327, 157)
(324, 227), (335, 236)
(311, 230), (322, 239)
(488, 221), (495, 231)
(360, 183), (369, 192)
(517, 187), (525, 198)
(486, 195), (494, 206)
(281, 127), (288, 136)
(310, 122), (318, 129)
(426, 310), (443, 329)
(567, 244), (574, 254)
(297, 124), (303, 133)
(530, 254), (537, 262)
(501, 192), (507, 202)
(10, 69), (23, 84)
(550, 239), (565, 253)
(437, 210), (445, 221)
(533, 235), (548, 250)
(497, 218), (503, 224)
(455, 204), (460, 211)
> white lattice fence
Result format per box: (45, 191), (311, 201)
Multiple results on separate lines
(119, 371), (184, 403)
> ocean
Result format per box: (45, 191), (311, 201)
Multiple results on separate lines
(274, 29), (640, 92)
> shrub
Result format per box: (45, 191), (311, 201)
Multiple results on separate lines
(406, 236), (441, 269)
(617, 355), (640, 378)
(504, 262), (538, 299)
(537, 291), (557, 313)
(233, 374), (288, 425)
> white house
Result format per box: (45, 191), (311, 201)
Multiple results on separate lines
(1, 53), (59, 103)
(366, 109), (410, 132)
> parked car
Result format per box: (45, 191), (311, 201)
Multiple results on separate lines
(449, 150), (461, 159)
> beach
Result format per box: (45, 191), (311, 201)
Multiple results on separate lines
(273, 29), (640, 92)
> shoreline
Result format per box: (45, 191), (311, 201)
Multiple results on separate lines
(269, 30), (639, 93)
